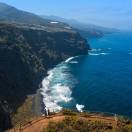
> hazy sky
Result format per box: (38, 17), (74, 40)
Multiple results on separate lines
(0, 0), (132, 30)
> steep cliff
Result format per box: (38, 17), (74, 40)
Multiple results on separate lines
(0, 22), (90, 130)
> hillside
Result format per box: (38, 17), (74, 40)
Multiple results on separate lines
(41, 15), (119, 38)
(8, 110), (132, 132)
(0, 2), (70, 29)
(0, 2), (49, 25)
(0, 21), (89, 131)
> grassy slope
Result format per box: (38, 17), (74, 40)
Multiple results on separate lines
(8, 110), (132, 132)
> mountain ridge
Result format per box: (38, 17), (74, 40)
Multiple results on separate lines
(0, 2), (50, 25)
(41, 15), (119, 38)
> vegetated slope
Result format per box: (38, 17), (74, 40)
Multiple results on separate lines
(0, 2), (68, 28)
(9, 110), (132, 132)
(0, 2), (117, 39)
(0, 2), (49, 25)
(0, 22), (89, 131)
(44, 116), (132, 132)
(41, 15), (119, 38)
(19, 115), (115, 132)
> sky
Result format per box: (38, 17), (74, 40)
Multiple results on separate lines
(0, 0), (132, 30)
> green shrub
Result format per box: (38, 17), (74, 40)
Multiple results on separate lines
(62, 109), (77, 116)
(44, 116), (114, 132)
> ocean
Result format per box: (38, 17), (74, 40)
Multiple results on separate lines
(40, 31), (132, 117)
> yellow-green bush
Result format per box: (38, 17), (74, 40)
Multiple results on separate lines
(62, 109), (77, 116)
(44, 116), (113, 132)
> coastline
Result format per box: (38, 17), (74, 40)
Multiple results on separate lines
(34, 53), (132, 118)
(33, 55), (85, 116)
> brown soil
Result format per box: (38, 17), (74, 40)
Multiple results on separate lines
(7, 113), (116, 132)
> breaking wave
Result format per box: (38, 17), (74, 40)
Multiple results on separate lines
(89, 48), (110, 56)
(89, 52), (110, 56)
(76, 104), (85, 112)
(65, 57), (75, 63)
(65, 56), (79, 63)
(40, 61), (78, 112)
(89, 53), (100, 56)
(70, 61), (78, 64)
(90, 48), (102, 52)
(100, 53), (110, 55)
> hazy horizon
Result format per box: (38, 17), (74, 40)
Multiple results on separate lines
(0, 0), (132, 30)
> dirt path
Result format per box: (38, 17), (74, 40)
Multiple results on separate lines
(23, 115), (65, 132)
(7, 114), (116, 132)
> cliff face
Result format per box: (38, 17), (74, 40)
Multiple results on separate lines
(0, 23), (89, 130)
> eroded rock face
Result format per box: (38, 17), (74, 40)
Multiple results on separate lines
(0, 101), (11, 131)
(0, 23), (90, 130)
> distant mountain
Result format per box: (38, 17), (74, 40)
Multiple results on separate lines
(0, 2), (74, 31)
(41, 15), (119, 38)
(0, 2), (117, 38)
(0, 2), (50, 25)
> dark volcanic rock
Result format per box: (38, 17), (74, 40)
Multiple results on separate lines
(0, 22), (89, 130)
(0, 101), (12, 131)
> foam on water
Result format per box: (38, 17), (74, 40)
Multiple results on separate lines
(89, 53), (110, 56)
(50, 21), (59, 24)
(65, 57), (74, 63)
(100, 53), (110, 55)
(90, 48), (102, 52)
(89, 48), (110, 56)
(70, 61), (78, 64)
(40, 61), (78, 113)
(76, 104), (85, 112)
(52, 84), (72, 102)
(89, 53), (100, 56)
(40, 69), (62, 112)
(65, 56), (79, 63)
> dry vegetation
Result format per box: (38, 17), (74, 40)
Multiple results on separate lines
(44, 116), (111, 132)
(8, 109), (132, 132)
(44, 115), (132, 132)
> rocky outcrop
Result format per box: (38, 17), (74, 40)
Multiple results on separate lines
(0, 101), (11, 131)
(0, 22), (90, 130)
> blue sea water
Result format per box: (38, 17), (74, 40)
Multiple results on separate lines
(41, 31), (132, 117)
